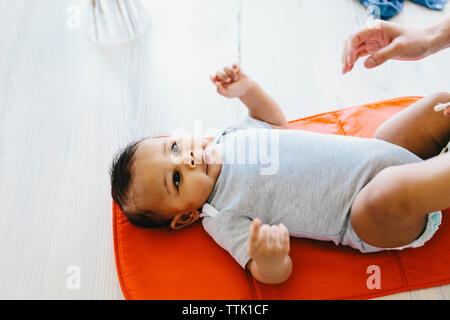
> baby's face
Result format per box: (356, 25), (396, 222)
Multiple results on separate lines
(126, 136), (222, 222)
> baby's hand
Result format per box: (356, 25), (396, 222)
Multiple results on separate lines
(210, 63), (253, 99)
(247, 218), (290, 265)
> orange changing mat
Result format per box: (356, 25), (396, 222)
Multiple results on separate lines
(113, 96), (450, 300)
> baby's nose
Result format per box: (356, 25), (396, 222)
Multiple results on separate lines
(182, 150), (195, 168)
(183, 149), (202, 168)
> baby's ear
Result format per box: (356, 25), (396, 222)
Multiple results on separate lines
(170, 210), (200, 230)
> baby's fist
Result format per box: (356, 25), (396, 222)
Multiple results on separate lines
(210, 64), (253, 99)
(247, 219), (290, 264)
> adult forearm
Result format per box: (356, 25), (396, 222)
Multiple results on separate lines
(427, 13), (450, 55)
(239, 81), (288, 129)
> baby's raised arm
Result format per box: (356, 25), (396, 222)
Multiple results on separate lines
(210, 64), (288, 129)
(246, 218), (293, 284)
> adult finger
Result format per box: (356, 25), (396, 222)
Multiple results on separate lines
(364, 40), (400, 68)
(444, 107), (450, 117)
(342, 28), (372, 73)
(349, 27), (379, 51)
(344, 36), (358, 74)
(347, 46), (370, 72)
(342, 38), (350, 73)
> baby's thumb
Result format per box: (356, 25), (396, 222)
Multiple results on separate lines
(364, 42), (399, 69)
(216, 82), (226, 95)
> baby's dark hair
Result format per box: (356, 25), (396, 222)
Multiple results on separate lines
(110, 138), (167, 229)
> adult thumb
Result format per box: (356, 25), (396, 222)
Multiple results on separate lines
(444, 107), (450, 117)
(364, 42), (399, 69)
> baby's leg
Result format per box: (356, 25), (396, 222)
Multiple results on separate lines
(374, 92), (450, 159)
(350, 152), (450, 248)
(348, 92), (450, 248)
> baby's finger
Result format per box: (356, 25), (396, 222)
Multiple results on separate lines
(224, 66), (238, 82)
(269, 225), (280, 248)
(210, 74), (218, 85)
(249, 219), (262, 246)
(233, 63), (242, 76)
(216, 81), (226, 95)
(259, 225), (270, 247)
(279, 224), (290, 252)
(216, 70), (231, 83)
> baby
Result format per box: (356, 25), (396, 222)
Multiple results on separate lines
(110, 64), (450, 284)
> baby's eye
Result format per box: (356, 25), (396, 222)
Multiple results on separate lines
(173, 171), (181, 189)
(171, 142), (179, 156)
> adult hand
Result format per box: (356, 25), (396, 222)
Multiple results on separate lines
(438, 102), (450, 117)
(342, 20), (433, 74)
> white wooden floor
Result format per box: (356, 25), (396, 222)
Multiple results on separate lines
(0, 0), (449, 299)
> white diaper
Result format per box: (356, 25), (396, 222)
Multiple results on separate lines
(341, 211), (442, 253)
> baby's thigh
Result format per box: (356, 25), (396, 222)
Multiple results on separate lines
(349, 166), (427, 248)
(374, 92), (450, 160)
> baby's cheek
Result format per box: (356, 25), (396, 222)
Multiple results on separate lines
(193, 177), (213, 200)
